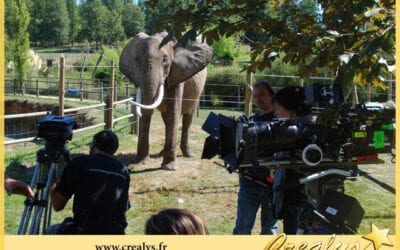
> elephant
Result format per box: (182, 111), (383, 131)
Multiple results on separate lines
(119, 32), (213, 170)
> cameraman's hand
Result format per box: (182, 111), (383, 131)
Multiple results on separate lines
(5, 177), (34, 199)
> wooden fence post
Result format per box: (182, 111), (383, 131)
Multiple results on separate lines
(59, 56), (65, 116)
(131, 104), (138, 134)
(237, 85), (241, 111)
(352, 84), (359, 107)
(104, 60), (115, 130)
(13, 78), (16, 95)
(367, 83), (371, 102)
(36, 79), (39, 98)
(99, 81), (104, 103)
(244, 71), (253, 116)
(80, 80), (84, 102)
(388, 76), (393, 101)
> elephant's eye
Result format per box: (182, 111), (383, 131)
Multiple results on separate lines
(161, 55), (168, 64)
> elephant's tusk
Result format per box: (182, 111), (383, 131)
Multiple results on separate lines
(129, 84), (165, 110)
(136, 88), (142, 117)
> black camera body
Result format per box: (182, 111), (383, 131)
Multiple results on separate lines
(37, 115), (78, 151)
(201, 84), (395, 234)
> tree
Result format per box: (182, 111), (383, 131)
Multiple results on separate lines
(78, 0), (108, 47)
(42, 0), (70, 45)
(66, 0), (81, 45)
(79, 0), (125, 47)
(26, 0), (44, 46)
(143, 0), (191, 34)
(149, 0), (395, 89)
(7, 0), (30, 94)
(121, 2), (145, 38)
(101, 0), (124, 10)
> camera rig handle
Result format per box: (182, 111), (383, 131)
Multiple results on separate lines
(274, 168), (355, 192)
(357, 170), (395, 194)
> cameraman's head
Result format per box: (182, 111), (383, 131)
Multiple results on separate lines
(89, 130), (119, 155)
(272, 85), (311, 119)
(253, 81), (275, 114)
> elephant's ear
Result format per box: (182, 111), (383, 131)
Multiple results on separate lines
(168, 38), (213, 85)
(119, 33), (149, 86)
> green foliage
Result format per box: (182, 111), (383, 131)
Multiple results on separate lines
(211, 36), (238, 62)
(66, 0), (81, 45)
(143, 0), (191, 34)
(4, 34), (14, 65)
(205, 65), (246, 108)
(78, 0), (125, 46)
(121, 3), (145, 38)
(78, 1), (109, 45)
(9, 0), (30, 94)
(149, 0), (395, 90)
(27, 0), (70, 46)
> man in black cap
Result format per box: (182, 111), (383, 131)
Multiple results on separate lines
(47, 130), (130, 234)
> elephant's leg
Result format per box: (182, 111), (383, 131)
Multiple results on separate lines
(136, 114), (152, 164)
(181, 112), (194, 157)
(161, 82), (184, 170)
(157, 112), (168, 157)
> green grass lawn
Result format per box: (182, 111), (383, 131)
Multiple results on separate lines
(4, 108), (396, 235)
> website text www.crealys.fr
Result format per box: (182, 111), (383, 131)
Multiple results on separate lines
(95, 241), (168, 250)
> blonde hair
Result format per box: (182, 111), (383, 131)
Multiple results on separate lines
(145, 208), (208, 235)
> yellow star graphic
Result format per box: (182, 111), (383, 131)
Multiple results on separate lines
(362, 223), (393, 249)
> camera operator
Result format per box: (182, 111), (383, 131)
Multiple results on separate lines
(46, 130), (131, 234)
(271, 85), (313, 234)
(233, 81), (278, 235)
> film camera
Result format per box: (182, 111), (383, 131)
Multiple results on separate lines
(202, 84), (395, 234)
(37, 114), (77, 151)
(17, 114), (78, 234)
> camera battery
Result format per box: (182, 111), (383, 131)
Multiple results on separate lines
(318, 189), (365, 233)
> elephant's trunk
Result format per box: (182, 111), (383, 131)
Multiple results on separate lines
(130, 83), (165, 116)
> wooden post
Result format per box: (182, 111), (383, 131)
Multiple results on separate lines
(237, 85), (241, 111)
(367, 83), (371, 102)
(13, 78), (16, 95)
(80, 80), (84, 102)
(114, 82), (118, 101)
(125, 82), (129, 110)
(131, 103), (138, 134)
(388, 75), (393, 101)
(244, 71), (253, 116)
(36, 79), (39, 98)
(59, 56), (65, 116)
(99, 81), (104, 103)
(352, 84), (359, 107)
(104, 61), (115, 130)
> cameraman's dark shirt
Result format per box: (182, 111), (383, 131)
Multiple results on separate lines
(240, 111), (275, 185)
(56, 153), (130, 230)
(250, 111), (275, 122)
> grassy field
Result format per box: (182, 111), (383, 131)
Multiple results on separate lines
(4, 107), (396, 235)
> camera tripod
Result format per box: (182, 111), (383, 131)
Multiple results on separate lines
(17, 146), (70, 235)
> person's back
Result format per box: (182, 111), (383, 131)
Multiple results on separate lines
(57, 153), (130, 233)
(49, 130), (130, 234)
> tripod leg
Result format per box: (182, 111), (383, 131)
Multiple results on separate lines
(29, 162), (56, 234)
(35, 162), (56, 234)
(17, 162), (41, 234)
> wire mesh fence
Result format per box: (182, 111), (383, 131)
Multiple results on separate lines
(4, 62), (396, 143)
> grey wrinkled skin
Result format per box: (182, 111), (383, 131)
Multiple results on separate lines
(120, 32), (213, 170)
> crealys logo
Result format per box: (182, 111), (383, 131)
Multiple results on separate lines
(263, 223), (393, 250)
